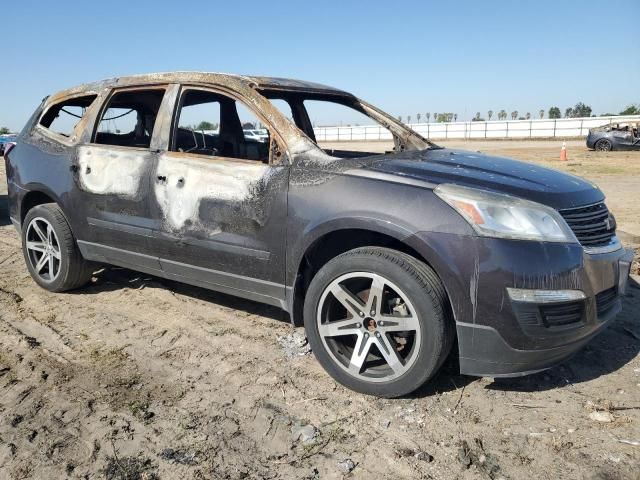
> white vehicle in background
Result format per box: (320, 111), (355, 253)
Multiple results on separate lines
(243, 129), (268, 142)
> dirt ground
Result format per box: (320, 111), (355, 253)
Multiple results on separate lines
(1, 140), (639, 480)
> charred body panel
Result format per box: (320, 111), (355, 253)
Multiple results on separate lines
(5, 71), (633, 383)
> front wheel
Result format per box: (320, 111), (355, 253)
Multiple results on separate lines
(304, 247), (454, 397)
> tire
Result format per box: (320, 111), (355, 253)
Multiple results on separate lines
(22, 203), (94, 292)
(304, 247), (454, 397)
(595, 139), (613, 152)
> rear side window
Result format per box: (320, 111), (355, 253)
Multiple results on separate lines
(94, 89), (166, 148)
(39, 95), (97, 137)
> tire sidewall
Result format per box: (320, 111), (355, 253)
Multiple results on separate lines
(304, 251), (446, 397)
(22, 205), (74, 292)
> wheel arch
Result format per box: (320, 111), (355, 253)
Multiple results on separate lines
(287, 220), (453, 328)
(20, 186), (62, 225)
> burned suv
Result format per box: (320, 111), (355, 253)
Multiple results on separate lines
(5, 73), (633, 397)
(587, 122), (640, 151)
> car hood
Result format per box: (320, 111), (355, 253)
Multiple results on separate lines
(355, 148), (604, 210)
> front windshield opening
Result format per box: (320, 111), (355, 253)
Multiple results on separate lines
(260, 90), (435, 158)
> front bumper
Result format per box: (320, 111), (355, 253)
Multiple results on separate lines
(411, 232), (634, 377)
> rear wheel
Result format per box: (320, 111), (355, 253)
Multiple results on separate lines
(22, 203), (94, 292)
(304, 247), (453, 397)
(595, 139), (613, 151)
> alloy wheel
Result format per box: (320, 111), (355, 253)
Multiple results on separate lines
(25, 217), (61, 282)
(317, 272), (422, 382)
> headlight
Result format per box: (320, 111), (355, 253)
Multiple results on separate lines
(434, 184), (577, 243)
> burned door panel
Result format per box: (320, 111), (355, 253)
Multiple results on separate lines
(149, 152), (289, 299)
(69, 144), (159, 260)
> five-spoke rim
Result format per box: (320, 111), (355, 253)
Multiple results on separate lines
(317, 272), (421, 383)
(596, 140), (612, 151)
(25, 217), (61, 283)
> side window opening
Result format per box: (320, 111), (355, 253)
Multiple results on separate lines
(39, 95), (97, 137)
(94, 89), (165, 148)
(173, 89), (271, 163)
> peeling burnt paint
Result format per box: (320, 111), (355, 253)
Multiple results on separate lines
(155, 154), (271, 231)
(77, 146), (148, 198)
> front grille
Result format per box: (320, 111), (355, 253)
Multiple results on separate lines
(539, 302), (585, 328)
(559, 202), (615, 248)
(596, 286), (618, 317)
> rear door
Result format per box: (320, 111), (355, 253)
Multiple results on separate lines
(70, 85), (176, 275)
(148, 86), (290, 306)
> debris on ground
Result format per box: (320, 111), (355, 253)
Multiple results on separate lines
(336, 458), (356, 474)
(158, 448), (200, 465)
(277, 329), (311, 358)
(589, 411), (615, 423)
(103, 455), (158, 480)
(291, 424), (319, 444)
(394, 447), (434, 462)
(414, 451), (434, 462)
(458, 439), (502, 479)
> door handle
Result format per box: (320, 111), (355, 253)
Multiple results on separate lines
(157, 175), (167, 184)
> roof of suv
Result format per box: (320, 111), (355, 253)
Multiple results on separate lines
(48, 71), (348, 103)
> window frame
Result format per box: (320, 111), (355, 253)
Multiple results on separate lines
(35, 92), (100, 146)
(170, 84), (287, 166)
(89, 85), (169, 151)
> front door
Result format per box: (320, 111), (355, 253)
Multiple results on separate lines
(148, 86), (289, 306)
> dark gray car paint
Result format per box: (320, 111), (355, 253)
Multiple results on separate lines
(5, 73), (631, 378)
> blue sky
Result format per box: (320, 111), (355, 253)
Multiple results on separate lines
(1, 0), (638, 130)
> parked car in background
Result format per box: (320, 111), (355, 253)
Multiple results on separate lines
(243, 129), (268, 142)
(587, 122), (640, 151)
(5, 72), (633, 397)
(0, 134), (17, 156)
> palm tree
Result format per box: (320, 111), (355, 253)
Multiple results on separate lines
(398, 115), (402, 123)
(499, 109), (506, 120)
(539, 109), (544, 119)
(417, 113), (421, 123)
(433, 113), (438, 123)
(454, 113), (458, 122)
(426, 113), (430, 123)
(511, 111), (518, 120)
(488, 110), (493, 120)
(525, 112), (531, 120)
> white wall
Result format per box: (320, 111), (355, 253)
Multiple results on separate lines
(313, 115), (640, 141)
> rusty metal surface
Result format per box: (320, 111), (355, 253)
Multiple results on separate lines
(42, 71), (431, 159)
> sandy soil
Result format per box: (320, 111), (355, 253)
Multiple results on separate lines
(1, 141), (639, 479)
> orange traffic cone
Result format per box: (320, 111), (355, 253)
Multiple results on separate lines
(560, 142), (568, 161)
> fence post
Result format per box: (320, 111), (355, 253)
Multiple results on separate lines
(506, 121), (509, 138)
(530, 120), (532, 138)
(553, 120), (556, 137)
(484, 121), (487, 139)
(445, 123), (448, 139)
(580, 119), (584, 136)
